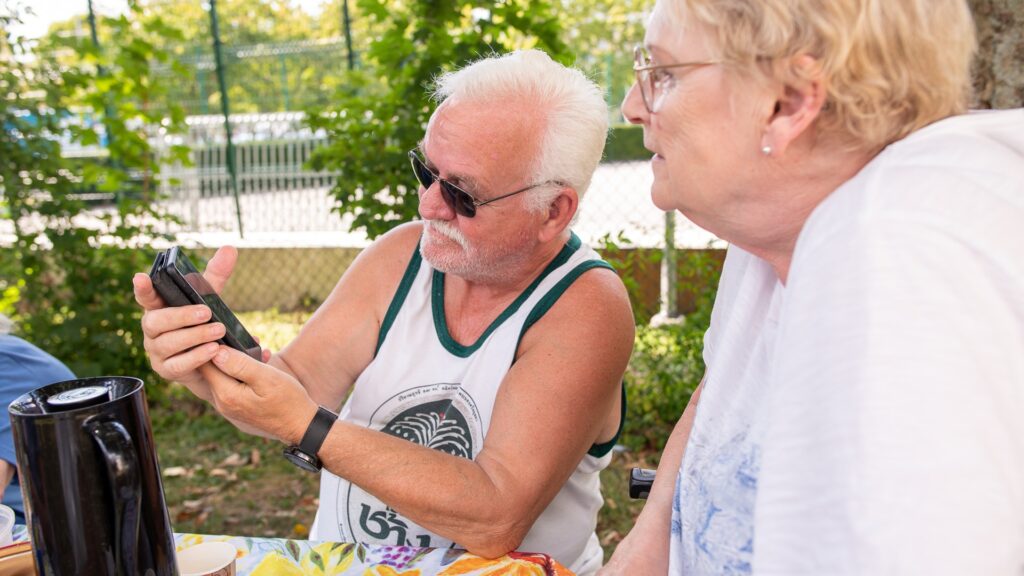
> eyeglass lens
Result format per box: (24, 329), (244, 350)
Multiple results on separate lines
(633, 46), (655, 113)
(409, 152), (478, 217)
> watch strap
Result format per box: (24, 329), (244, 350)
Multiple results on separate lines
(297, 406), (337, 458)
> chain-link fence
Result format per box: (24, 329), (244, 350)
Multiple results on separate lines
(150, 111), (719, 312)
(156, 112), (717, 244)
(25, 1), (720, 315)
(155, 37), (353, 116)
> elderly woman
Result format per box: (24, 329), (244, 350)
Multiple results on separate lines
(602, 0), (1024, 574)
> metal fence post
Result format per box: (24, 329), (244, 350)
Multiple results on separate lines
(86, 0), (122, 192)
(342, 0), (355, 70)
(208, 0), (245, 238)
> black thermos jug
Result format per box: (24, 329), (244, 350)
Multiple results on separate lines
(9, 376), (178, 575)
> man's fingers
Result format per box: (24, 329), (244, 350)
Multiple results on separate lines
(203, 246), (238, 295)
(140, 305), (212, 339)
(161, 341), (221, 381)
(145, 321), (225, 360)
(133, 273), (165, 311)
(211, 345), (262, 389)
(207, 345), (274, 415)
(198, 363), (242, 410)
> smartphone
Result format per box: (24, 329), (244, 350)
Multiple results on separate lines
(149, 247), (262, 361)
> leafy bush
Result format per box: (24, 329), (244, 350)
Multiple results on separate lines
(621, 249), (723, 451)
(622, 322), (705, 451)
(1, 7), (186, 396)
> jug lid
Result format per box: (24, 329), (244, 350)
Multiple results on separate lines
(45, 386), (110, 410)
(9, 377), (143, 417)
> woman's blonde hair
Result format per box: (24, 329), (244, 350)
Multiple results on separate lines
(666, 0), (977, 150)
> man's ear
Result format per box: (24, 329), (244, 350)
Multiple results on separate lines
(537, 187), (578, 243)
(762, 54), (828, 157)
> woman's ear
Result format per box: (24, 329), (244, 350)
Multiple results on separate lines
(538, 187), (578, 243)
(762, 55), (828, 157)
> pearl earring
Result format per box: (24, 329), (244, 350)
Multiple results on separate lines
(761, 145), (772, 156)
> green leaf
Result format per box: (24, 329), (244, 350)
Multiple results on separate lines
(286, 539), (301, 562)
(310, 550), (325, 571)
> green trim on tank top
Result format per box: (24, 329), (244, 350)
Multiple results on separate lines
(432, 232), (583, 358)
(587, 384), (626, 458)
(514, 258), (626, 458)
(374, 243), (423, 357)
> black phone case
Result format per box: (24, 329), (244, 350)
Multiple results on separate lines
(148, 248), (261, 361)
(149, 251), (192, 307)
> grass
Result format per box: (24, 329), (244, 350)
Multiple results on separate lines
(152, 309), (657, 559)
(153, 398), (320, 539)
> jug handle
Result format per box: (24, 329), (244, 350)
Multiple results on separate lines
(86, 419), (142, 576)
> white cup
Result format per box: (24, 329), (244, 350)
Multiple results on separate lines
(0, 504), (14, 547)
(176, 542), (237, 576)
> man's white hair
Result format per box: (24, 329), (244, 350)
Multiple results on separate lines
(432, 49), (609, 212)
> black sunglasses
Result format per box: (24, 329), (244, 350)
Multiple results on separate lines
(408, 149), (547, 218)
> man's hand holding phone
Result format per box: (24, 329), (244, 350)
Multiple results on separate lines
(134, 246), (314, 442)
(133, 246), (268, 402)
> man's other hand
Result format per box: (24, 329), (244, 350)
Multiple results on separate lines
(206, 345), (317, 444)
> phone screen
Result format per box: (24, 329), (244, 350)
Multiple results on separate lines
(171, 251), (260, 352)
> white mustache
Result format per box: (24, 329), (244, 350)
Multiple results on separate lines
(424, 220), (468, 248)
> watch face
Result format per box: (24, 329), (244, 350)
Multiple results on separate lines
(283, 448), (321, 473)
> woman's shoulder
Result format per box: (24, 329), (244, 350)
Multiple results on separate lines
(885, 109), (1024, 177)
(800, 110), (1024, 254)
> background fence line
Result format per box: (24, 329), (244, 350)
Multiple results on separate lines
(156, 112), (719, 249)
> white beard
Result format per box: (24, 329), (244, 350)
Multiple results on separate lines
(423, 220), (467, 248)
(419, 220), (535, 285)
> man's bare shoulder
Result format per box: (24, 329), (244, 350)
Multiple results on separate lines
(494, 265), (633, 455)
(518, 265), (635, 357)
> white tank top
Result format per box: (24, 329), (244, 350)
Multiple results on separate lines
(312, 233), (621, 575)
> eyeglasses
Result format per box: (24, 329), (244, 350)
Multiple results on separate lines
(633, 45), (720, 114)
(408, 149), (549, 218)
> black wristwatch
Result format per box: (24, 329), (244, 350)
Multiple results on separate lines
(283, 406), (337, 472)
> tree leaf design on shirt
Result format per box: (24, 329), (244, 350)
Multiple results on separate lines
(382, 399), (473, 459)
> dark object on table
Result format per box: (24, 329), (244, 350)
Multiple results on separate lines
(629, 467), (656, 500)
(9, 376), (178, 575)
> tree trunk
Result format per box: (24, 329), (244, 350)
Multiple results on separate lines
(970, 0), (1024, 108)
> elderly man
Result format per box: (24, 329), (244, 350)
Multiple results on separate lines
(134, 50), (633, 574)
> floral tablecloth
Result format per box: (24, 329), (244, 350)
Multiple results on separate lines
(175, 533), (575, 576)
